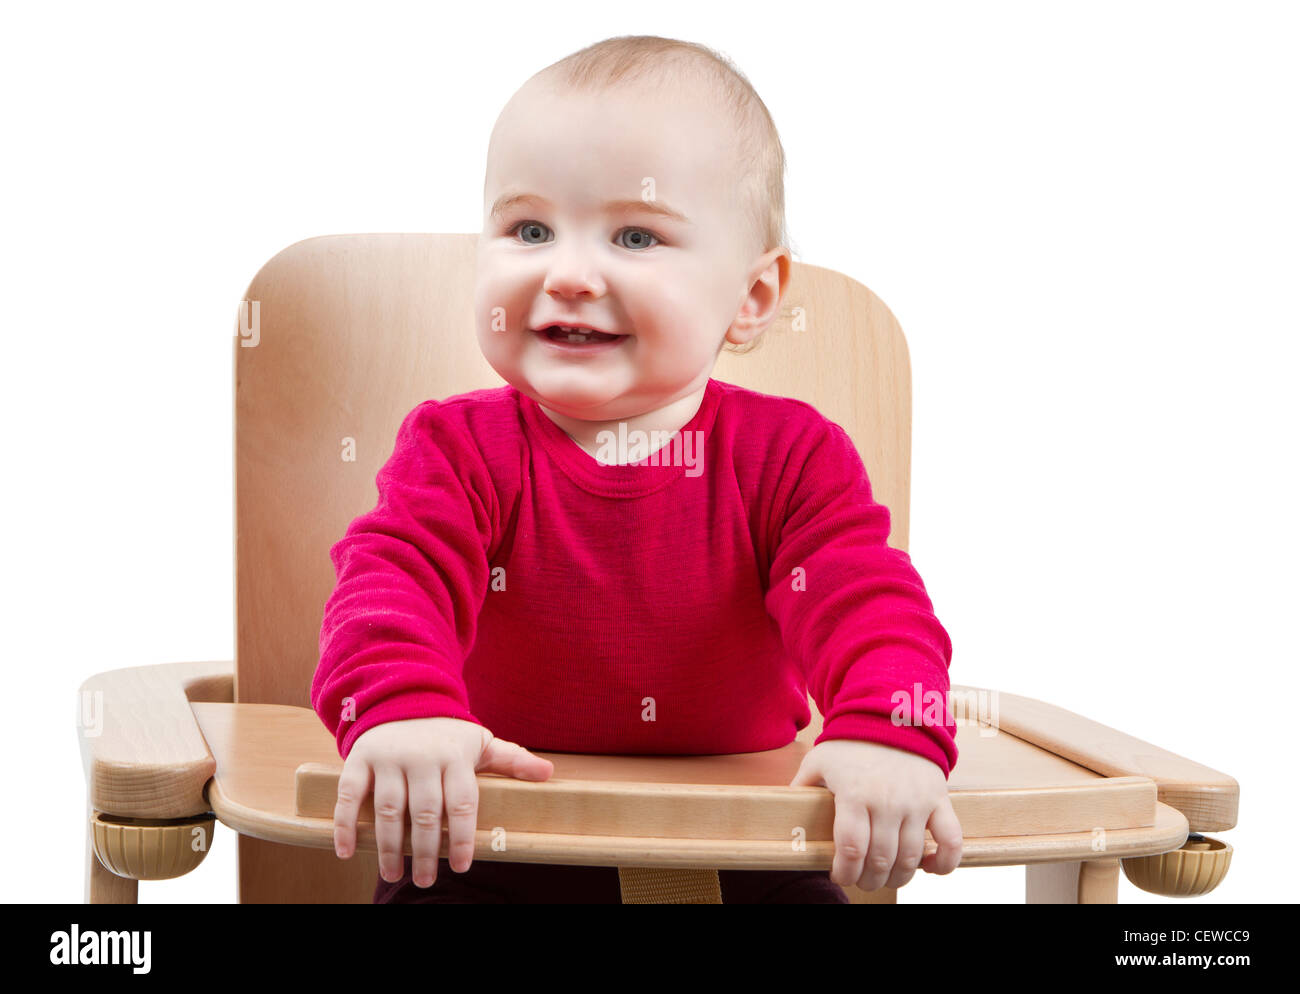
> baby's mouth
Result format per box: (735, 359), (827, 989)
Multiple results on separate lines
(536, 324), (627, 344)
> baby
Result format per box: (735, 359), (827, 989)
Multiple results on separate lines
(314, 34), (962, 904)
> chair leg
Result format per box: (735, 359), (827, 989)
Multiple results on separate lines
(1026, 859), (1120, 904)
(85, 798), (137, 904)
(847, 883), (898, 904)
(617, 867), (723, 903)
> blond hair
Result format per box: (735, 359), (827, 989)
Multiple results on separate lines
(532, 35), (791, 269)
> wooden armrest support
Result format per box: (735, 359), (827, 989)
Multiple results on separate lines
(950, 684), (1239, 831)
(77, 660), (234, 818)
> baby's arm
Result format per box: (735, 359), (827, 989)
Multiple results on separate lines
(314, 402), (491, 755)
(765, 419), (962, 888)
(314, 401), (551, 886)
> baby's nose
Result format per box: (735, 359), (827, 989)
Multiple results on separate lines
(542, 238), (609, 294)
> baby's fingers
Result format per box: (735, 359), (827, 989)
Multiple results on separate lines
(829, 794), (870, 888)
(856, 808), (900, 893)
(334, 759), (374, 860)
(884, 815), (928, 890)
(442, 762), (480, 874)
(372, 765), (409, 884)
(919, 800), (964, 875)
(406, 770), (444, 888)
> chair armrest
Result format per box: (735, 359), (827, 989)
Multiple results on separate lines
(78, 660), (233, 818)
(949, 683), (1239, 832)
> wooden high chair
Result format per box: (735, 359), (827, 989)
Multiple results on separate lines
(78, 234), (1238, 904)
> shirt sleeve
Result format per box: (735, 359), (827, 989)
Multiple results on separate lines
(313, 400), (496, 759)
(765, 420), (959, 777)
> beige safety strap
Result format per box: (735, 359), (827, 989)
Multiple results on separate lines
(617, 867), (723, 904)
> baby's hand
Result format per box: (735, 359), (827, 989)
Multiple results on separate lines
(789, 739), (963, 891)
(333, 716), (554, 888)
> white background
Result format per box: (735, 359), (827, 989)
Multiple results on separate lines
(3, 0), (1294, 905)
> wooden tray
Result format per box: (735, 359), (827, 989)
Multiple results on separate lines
(190, 699), (1197, 869)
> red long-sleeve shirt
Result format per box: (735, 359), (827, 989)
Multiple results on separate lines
(314, 377), (958, 775)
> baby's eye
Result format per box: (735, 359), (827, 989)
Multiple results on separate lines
(507, 221), (660, 250)
(513, 221), (551, 245)
(615, 228), (659, 250)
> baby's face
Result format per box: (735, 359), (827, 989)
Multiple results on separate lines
(475, 78), (780, 422)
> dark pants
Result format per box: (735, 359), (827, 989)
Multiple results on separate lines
(374, 855), (850, 904)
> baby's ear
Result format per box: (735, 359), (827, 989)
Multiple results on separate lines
(733, 249), (790, 348)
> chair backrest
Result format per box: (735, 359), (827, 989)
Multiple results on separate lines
(232, 233), (914, 901)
